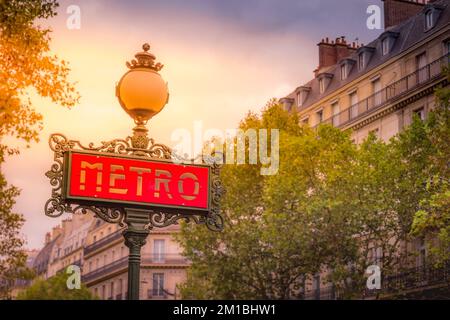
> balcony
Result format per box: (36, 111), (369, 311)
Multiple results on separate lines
(81, 254), (189, 283)
(378, 263), (450, 297)
(317, 54), (449, 129)
(56, 259), (82, 274)
(304, 285), (336, 300)
(147, 288), (168, 299)
(82, 256), (128, 283)
(302, 263), (449, 299)
(84, 230), (123, 256)
(142, 253), (190, 266)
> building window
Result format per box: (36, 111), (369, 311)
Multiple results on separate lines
(152, 273), (165, 297)
(416, 52), (427, 83)
(372, 78), (382, 106)
(319, 78), (325, 94)
(102, 285), (106, 300)
(358, 53), (365, 70)
(381, 38), (389, 56)
(118, 279), (123, 300)
(312, 274), (321, 300)
(416, 239), (427, 268)
(349, 92), (358, 119)
(110, 282), (114, 300)
(413, 107), (425, 121)
(297, 92), (302, 107)
(316, 109), (323, 125)
(332, 102), (340, 127)
(445, 40), (450, 55)
(425, 10), (433, 30)
(93, 235), (97, 242)
(153, 239), (165, 262)
(300, 117), (309, 126)
(340, 64), (347, 80)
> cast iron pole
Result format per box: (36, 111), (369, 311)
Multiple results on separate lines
(123, 209), (150, 300)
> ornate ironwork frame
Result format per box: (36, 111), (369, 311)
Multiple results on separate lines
(44, 133), (225, 231)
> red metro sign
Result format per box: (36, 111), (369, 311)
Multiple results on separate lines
(64, 151), (211, 212)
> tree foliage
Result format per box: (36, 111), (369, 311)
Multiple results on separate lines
(410, 68), (450, 265)
(177, 83), (450, 299)
(0, 0), (79, 298)
(17, 271), (96, 300)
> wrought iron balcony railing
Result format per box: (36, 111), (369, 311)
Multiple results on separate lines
(82, 256), (128, 283)
(379, 263), (450, 296)
(147, 289), (168, 299)
(142, 253), (190, 265)
(315, 53), (449, 129)
(83, 230), (123, 256)
(56, 259), (82, 274)
(302, 263), (449, 299)
(81, 254), (189, 283)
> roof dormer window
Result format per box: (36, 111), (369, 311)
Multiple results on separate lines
(382, 38), (389, 55)
(379, 31), (399, 56)
(279, 97), (294, 112)
(425, 10), (433, 29)
(295, 86), (311, 107)
(339, 58), (355, 80)
(423, 4), (443, 32)
(317, 72), (333, 94)
(340, 64), (347, 80)
(319, 78), (325, 94)
(358, 53), (365, 70)
(357, 46), (375, 70)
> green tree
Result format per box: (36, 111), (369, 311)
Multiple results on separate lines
(0, 0), (79, 298)
(177, 98), (441, 299)
(177, 101), (373, 299)
(409, 68), (450, 265)
(17, 272), (96, 300)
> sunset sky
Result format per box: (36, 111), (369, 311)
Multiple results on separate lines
(3, 0), (383, 249)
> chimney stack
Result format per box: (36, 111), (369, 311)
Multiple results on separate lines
(317, 37), (337, 72)
(316, 36), (360, 76)
(383, 0), (427, 29)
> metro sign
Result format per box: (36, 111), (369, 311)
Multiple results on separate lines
(63, 151), (211, 212)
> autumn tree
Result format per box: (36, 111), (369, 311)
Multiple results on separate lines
(0, 0), (79, 298)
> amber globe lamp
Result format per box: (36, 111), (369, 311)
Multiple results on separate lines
(116, 43), (169, 126)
